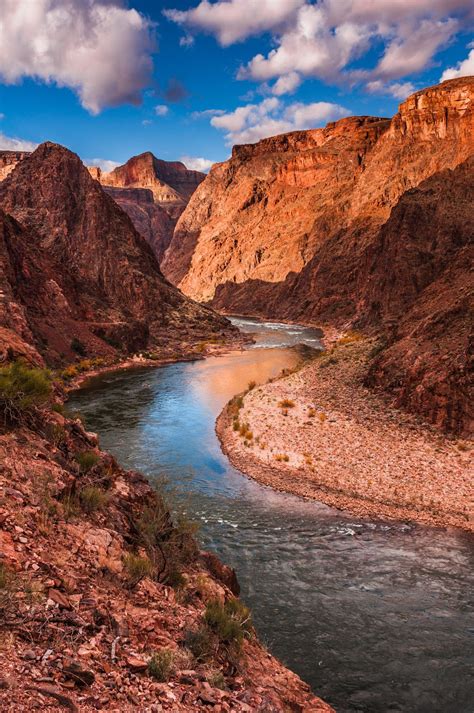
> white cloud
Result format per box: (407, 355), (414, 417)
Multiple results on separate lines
(210, 97), (350, 144)
(167, 0), (472, 93)
(0, 113), (5, 120)
(180, 155), (216, 172)
(191, 108), (226, 119)
(164, 0), (304, 46)
(179, 34), (195, 47)
(0, 132), (38, 151)
(0, 0), (155, 114)
(142, 119), (153, 126)
(272, 71), (301, 95)
(441, 47), (474, 80)
(366, 79), (416, 100)
(155, 105), (169, 116)
(86, 157), (121, 172)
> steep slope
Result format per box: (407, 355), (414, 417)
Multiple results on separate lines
(101, 186), (174, 261)
(0, 142), (234, 365)
(0, 150), (30, 181)
(98, 152), (205, 217)
(164, 77), (473, 306)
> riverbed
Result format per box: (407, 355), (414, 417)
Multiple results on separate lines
(68, 318), (474, 713)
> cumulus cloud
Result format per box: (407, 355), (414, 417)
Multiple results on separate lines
(366, 79), (416, 100)
(0, 0), (155, 114)
(210, 97), (350, 144)
(180, 155), (216, 172)
(86, 157), (121, 172)
(167, 0), (472, 94)
(164, 0), (304, 46)
(0, 132), (38, 151)
(155, 105), (169, 116)
(441, 47), (474, 80)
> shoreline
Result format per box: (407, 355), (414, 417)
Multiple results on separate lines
(216, 336), (473, 533)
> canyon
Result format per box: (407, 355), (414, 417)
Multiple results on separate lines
(0, 142), (232, 367)
(162, 77), (474, 437)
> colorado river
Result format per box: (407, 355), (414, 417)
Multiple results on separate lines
(68, 318), (474, 713)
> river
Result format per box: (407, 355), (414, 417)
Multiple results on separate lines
(68, 318), (474, 713)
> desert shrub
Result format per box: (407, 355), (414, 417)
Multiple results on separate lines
(308, 407), (316, 418)
(123, 553), (154, 586)
(51, 402), (64, 414)
(275, 454), (289, 462)
(71, 337), (87, 356)
(79, 486), (109, 513)
(319, 413), (327, 423)
(204, 599), (251, 648)
(232, 419), (240, 432)
(135, 500), (198, 587)
(247, 380), (256, 391)
(278, 399), (295, 409)
(47, 423), (67, 448)
(0, 361), (52, 424)
(337, 331), (363, 346)
(184, 627), (213, 662)
(75, 450), (100, 472)
(208, 670), (227, 690)
(148, 650), (174, 682)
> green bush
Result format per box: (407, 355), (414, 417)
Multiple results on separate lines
(75, 450), (100, 473)
(123, 553), (154, 586)
(184, 626), (213, 662)
(0, 360), (52, 424)
(204, 599), (252, 648)
(79, 486), (109, 513)
(148, 650), (174, 682)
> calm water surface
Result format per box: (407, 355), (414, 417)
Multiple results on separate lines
(69, 319), (474, 713)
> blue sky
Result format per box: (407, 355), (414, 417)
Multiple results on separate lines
(0, 1), (472, 171)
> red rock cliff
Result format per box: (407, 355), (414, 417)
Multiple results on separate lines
(164, 77), (473, 304)
(0, 143), (234, 365)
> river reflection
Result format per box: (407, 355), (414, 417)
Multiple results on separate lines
(69, 320), (474, 713)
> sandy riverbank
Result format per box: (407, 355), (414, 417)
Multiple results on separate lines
(217, 336), (473, 532)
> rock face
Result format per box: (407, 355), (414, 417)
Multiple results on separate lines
(97, 152), (205, 218)
(1, 151), (205, 263)
(164, 77), (473, 435)
(164, 77), (473, 305)
(0, 151), (30, 181)
(0, 142), (234, 365)
(102, 186), (174, 261)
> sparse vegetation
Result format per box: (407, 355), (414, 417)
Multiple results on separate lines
(0, 360), (52, 425)
(247, 380), (256, 390)
(184, 626), (214, 662)
(123, 553), (154, 586)
(278, 399), (295, 409)
(75, 450), (100, 472)
(275, 454), (289, 462)
(308, 407), (316, 418)
(79, 486), (109, 513)
(204, 598), (252, 649)
(148, 649), (174, 682)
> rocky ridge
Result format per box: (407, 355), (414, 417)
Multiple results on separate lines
(0, 142), (236, 366)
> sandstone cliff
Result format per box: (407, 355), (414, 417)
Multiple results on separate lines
(0, 142), (234, 365)
(164, 77), (473, 304)
(163, 78), (473, 435)
(0, 151), (205, 264)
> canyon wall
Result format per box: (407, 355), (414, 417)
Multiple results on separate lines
(164, 78), (474, 435)
(0, 150), (205, 263)
(164, 77), (473, 307)
(0, 142), (234, 366)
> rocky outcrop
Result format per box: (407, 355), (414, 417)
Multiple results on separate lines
(102, 186), (175, 261)
(164, 77), (473, 305)
(1, 151), (204, 264)
(97, 152), (205, 217)
(0, 142), (235, 365)
(0, 151), (30, 181)
(0, 396), (332, 711)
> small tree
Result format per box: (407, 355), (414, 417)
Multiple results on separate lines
(0, 360), (51, 425)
